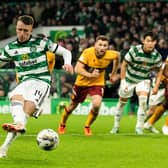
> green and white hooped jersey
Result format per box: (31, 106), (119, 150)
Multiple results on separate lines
(0, 37), (58, 84)
(124, 44), (162, 83)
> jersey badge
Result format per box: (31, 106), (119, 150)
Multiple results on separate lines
(22, 54), (29, 60)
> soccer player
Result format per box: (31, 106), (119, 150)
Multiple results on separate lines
(144, 62), (168, 133)
(110, 32), (163, 135)
(57, 35), (120, 136)
(0, 15), (73, 158)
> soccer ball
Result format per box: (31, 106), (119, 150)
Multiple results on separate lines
(36, 129), (59, 150)
(162, 125), (168, 135)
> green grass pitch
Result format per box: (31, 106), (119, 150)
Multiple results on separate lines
(0, 113), (168, 168)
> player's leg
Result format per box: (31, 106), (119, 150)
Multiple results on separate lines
(58, 85), (83, 134)
(144, 88), (165, 133)
(57, 101), (78, 134)
(110, 80), (134, 134)
(2, 95), (28, 133)
(136, 95), (148, 134)
(144, 106), (156, 122)
(0, 132), (18, 158)
(0, 94), (29, 158)
(0, 80), (49, 158)
(111, 97), (128, 134)
(135, 80), (150, 135)
(144, 104), (165, 133)
(0, 94), (33, 158)
(84, 94), (102, 136)
(2, 80), (49, 132)
(0, 100), (37, 158)
(83, 86), (104, 136)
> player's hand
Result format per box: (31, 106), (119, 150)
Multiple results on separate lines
(109, 73), (119, 84)
(90, 69), (100, 78)
(120, 79), (128, 92)
(62, 64), (74, 74)
(152, 86), (158, 95)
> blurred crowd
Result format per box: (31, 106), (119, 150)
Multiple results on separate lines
(0, 0), (168, 100)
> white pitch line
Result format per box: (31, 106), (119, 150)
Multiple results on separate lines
(0, 132), (163, 138)
(50, 132), (162, 137)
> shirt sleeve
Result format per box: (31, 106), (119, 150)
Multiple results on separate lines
(124, 46), (134, 63)
(0, 49), (10, 67)
(78, 50), (88, 65)
(45, 39), (72, 65)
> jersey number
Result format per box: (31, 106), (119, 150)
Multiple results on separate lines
(34, 90), (43, 102)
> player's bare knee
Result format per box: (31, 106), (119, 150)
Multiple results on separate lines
(24, 101), (36, 116)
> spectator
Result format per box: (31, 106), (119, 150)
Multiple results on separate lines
(157, 38), (168, 61)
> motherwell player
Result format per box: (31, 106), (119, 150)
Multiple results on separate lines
(57, 35), (120, 136)
(144, 63), (168, 134)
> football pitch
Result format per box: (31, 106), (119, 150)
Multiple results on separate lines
(0, 113), (168, 168)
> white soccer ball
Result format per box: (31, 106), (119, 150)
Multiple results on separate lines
(37, 129), (59, 150)
(162, 125), (168, 135)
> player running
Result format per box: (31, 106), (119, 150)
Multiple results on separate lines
(57, 35), (120, 136)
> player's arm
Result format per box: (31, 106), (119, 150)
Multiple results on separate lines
(47, 40), (73, 74)
(119, 46), (133, 80)
(0, 49), (10, 68)
(75, 61), (99, 78)
(111, 57), (119, 75)
(152, 63), (166, 94)
(120, 60), (127, 80)
(55, 45), (74, 74)
(116, 60), (128, 87)
(109, 53), (120, 82)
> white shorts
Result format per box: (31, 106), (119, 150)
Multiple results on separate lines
(119, 79), (150, 98)
(148, 88), (165, 106)
(9, 79), (50, 110)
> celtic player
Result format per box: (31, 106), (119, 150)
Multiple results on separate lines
(0, 15), (73, 158)
(110, 32), (163, 135)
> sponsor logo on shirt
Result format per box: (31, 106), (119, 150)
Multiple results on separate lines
(19, 59), (37, 66)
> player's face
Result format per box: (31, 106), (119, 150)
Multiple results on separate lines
(16, 20), (33, 43)
(142, 36), (156, 53)
(95, 40), (109, 58)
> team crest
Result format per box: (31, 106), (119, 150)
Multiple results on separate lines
(22, 54), (29, 60)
